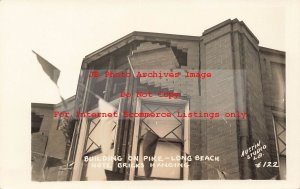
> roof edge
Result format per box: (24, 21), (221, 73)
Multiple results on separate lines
(203, 18), (259, 44)
(31, 95), (75, 109)
(84, 31), (200, 60)
(259, 46), (285, 56)
(203, 19), (233, 35)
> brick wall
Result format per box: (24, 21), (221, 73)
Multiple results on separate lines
(198, 21), (240, 179)
(242, 34), (274, 179)
(259, 48), (285, 178)
(193, 19), (282, 180)
(71, 19), (285, 180)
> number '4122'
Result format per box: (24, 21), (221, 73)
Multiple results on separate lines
(262, 162), (279, 167)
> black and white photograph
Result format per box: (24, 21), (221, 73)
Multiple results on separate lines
(0, 0), (300, 189)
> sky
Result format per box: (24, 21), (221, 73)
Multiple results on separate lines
(0, 1), (300, 188)
(0, 0), (287, 105)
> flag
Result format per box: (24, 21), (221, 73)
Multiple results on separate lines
(97, 97), (117, 153)
(142, 131), (159, 178)
(32, 50), (68, 109)
(32, 50), (60, 84)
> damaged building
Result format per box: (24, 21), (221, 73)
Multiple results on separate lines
(31, 19), (286, 181)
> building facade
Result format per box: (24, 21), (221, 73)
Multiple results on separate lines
(31, 96), (75, 181)
(32, 19), (286, 181)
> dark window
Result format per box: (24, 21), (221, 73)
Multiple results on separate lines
(31, 112), (44, 133)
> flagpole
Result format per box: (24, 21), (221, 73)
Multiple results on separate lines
(55, 85), (68, 110)
(127, 56), (136, 78)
